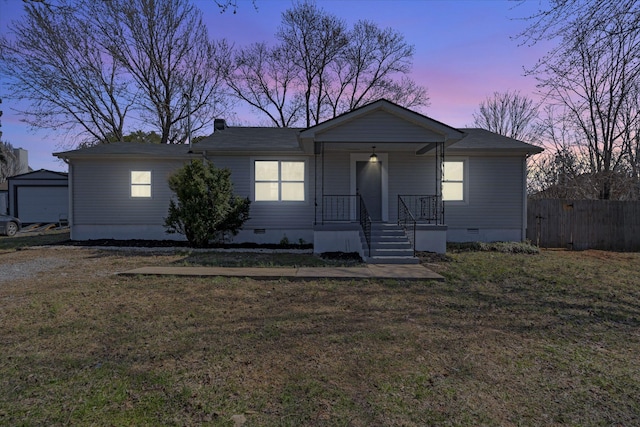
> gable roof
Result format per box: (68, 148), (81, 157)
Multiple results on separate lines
(450, 128), (544, 154)
(7, 169), (68, 180)
(195, 127), (303, 153)
(301, 99), (463, 140)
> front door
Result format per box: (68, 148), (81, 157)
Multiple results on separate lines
(356, 161), (382, 221)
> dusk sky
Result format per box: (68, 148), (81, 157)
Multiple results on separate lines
(0, 0), (551, 172)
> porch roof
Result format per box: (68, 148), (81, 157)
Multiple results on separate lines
(299, 99), (466, 154)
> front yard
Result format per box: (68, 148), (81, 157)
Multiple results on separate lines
(0, 236), (638, 425)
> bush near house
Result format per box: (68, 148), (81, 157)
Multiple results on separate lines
(164, 160), (250, 248)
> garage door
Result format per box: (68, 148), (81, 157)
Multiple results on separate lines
(17, 186), (69, 223)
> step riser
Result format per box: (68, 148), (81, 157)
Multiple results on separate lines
(362, 224), (418, 264)
(370, 243), (412, 250)
(366, 257), (420, 265)
(370, 250), (414, 257)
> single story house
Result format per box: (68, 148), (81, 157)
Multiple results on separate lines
(54, 99), (542, 262)
(7, 169), (69, 224)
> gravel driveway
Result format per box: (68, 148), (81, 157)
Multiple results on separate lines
(0, 247), (184, 284)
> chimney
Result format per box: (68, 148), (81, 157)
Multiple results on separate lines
(214, 119), (226, 131)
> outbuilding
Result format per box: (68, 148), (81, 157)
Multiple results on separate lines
(8, 169), (69, 224)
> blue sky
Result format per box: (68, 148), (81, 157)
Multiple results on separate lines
(0, 0), (550, 171)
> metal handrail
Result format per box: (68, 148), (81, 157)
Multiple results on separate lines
(358, 196), (372, 257)
(398, 196), (416, 256)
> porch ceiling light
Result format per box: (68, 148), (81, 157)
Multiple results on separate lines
(370, 146), (378, 163)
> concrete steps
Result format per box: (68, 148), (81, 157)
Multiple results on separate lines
(363, 223), (419, 264)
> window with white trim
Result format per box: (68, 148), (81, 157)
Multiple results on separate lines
(131, 171), (152, 198)
(254, 160), (305, 201)
(442, 161), (464, 201)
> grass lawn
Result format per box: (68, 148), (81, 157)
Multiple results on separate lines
(0, 236), (639, 425)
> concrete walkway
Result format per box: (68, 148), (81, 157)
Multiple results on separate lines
(121, 264), (444, 281)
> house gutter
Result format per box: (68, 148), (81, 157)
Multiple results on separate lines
(522, 156), (528, 242)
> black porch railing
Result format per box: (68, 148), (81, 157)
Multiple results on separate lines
(322, 195), (372, 257)
(321, 195), (358, 222)
(397, 196), (416, 256)
(398, 195), (443, 224)
(359, 196), (372, 257)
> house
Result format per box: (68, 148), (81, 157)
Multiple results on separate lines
(54, 99), (542, 261)
(7, 169), (69, 224)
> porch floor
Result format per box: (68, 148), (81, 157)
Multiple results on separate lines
(121, 264), (444, 281)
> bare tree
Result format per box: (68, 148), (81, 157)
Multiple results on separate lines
(473, 90), (539, 142)
(0, 1), (133, 144)
(277, 0), (349, 127)
(97, 0), (231, 144)
(0, 141), (19, 182)
(213, 0), (257, 14)
(517, 0), (640, 200)
(325, 20), (428, 117)
(528, 105), (590, 197)
(1, 0), (231, 147)
(517, 0), (639, 47)
(537, 11), (640, 199)
(225, 42), (303, 127)
(225, 0), (428, 127)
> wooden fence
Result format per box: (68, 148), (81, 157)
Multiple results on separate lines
(527, 199), (640, 251)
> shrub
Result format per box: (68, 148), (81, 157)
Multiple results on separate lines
(448, 241), (539, 254)
(164, 160), (250, 248)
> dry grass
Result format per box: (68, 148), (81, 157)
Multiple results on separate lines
(0, 242), (639, 426)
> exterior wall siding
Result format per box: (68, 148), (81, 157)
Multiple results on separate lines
(72, 159), (187, 228)
(317, 110), (442, 142)
(72, 156), (316, 241)
(68, 150), (527, 244)
(388, 152), (438, 222)
(210, 155), (316, 231)
(445, 156), (525, 239)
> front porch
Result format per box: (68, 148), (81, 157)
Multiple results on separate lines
(313, 195), (448, 262)
(297, 99), (466, 262)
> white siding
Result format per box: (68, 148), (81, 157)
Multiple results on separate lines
(73, 159), (187, 228)
(445, 156), (524, 230)
(387, 152), (439, 222)
(211, 155), (316, 231)
(317, 110), (443, 142)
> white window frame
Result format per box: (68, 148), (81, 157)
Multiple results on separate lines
(442, 159), (468, 203)
(252, 159), (307, 203)
(130, 170), (152, 198)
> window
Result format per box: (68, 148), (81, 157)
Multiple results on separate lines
(131, 171), (151, 198)
(255, 160), (305, 201)
(442, 161), (464, 201)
